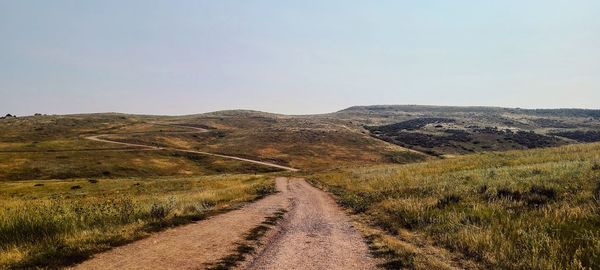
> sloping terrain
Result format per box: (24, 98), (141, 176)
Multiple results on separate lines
(5, 105), (597, 175)
(326, 105), (600, 155)
(0, 112), (425, 180)
(0, 114), (281, 181)
(313, 142), (600, 269)
(106, 111), (427, 170)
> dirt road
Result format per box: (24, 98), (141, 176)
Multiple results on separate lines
(73, 178), (378, 270)
(246, 179), (378, 270)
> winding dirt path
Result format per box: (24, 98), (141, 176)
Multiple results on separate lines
(84, 123), (299, 172)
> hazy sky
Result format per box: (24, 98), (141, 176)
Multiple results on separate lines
(1, 1), (599, 115)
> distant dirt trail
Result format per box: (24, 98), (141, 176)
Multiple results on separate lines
(245, 179), (378, 270)
(84, 123), (299, 172)
(72, 178), (378, 270)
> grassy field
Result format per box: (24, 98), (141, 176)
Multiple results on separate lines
(0, 174), (276, 269)
(0, 149), (281, 181)
(312, 143), (600, 269)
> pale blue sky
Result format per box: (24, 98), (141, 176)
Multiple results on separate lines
(1, 1), (599, 115)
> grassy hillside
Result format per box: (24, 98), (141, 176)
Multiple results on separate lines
(327, 105), (600, 156)
(0, 174), (275, 269)
(0, 114), (284, 181)
(122, 111), (427, 169)
(312, 143), (600, 269)
(0, 112), (425, 179)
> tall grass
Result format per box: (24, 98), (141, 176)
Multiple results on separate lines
(0, 175), (275, 269)
(313, 143), (600, 269)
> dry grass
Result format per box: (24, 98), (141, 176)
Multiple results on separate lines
(0, 150), (280, 181)
(312, 143), (600, 269)
(0, 174), (276, 269)
(0, 113), (424, 179)
(119, 112), (429, 170)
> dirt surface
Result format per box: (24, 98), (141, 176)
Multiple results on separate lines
(245, 179), (378, 270)
(72, 178), (378, 270)
(71, 178), (291, 270)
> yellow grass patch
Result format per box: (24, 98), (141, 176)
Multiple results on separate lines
(313, 142), (600, 269)
(0, 175), (276, 269)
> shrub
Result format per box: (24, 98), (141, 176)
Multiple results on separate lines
(254, 185), (276, 198)
(436, 194), (461, 209)
(114, 198), (137, 223)
(495, 185), (557, 206)
(529, 185), (557, 200)
(496, 187), (521, 201)
(149, 199), (175, 220)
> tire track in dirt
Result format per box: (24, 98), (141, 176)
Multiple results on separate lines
(245, 179), (378, 270)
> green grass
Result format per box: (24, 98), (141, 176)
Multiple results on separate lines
(0, 174), (276, 269)
(312, 143), (600, 269)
